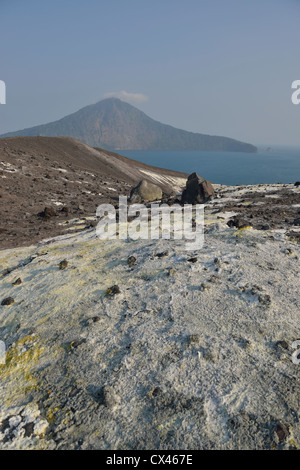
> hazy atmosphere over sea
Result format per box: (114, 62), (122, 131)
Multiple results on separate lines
(1, 0), (300, 147)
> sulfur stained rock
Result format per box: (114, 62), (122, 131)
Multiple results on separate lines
(59, 259), (68, 270)
(130, 180), (162, 203)
(106, 285), (120, 297)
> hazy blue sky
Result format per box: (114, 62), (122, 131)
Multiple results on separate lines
(1, 0), (300, 145)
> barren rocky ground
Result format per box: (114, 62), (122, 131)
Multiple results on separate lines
(0, 174), (299, 450)
(0, 137), (187, 250)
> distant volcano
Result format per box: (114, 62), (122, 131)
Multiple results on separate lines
(0, 98), (257, 153)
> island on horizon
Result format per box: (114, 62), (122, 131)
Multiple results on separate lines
(0, 98), (257, 153)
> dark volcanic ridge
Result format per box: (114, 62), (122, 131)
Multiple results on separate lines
(0, 136), (187, 249)
(0, 98), (257, 153)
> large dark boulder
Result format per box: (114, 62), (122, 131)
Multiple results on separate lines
(129, 180), (162, 203)
(181, 172), (214, 204)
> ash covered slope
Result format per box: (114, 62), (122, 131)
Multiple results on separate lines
(0, 136), (187, 249)
(0, 98), (257, 153)
(0, 183), (299, 450)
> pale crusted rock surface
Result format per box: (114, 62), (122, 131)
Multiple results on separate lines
(129, 179), (163, 203)
(0, 183), (299, 450)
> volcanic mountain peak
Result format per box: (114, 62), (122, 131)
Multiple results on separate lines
(0, 98), (257, 153)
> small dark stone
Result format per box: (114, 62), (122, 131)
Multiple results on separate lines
(188, 257), (197, 263)
(293, 218), (300, 226)
(155, 251), (169, 258)
(127, 256), (137, 267)
(151, 387), (162, 397)
(227, 216), (250, 229)
(1, 297), (14, 306)
(294, 181), (300, 187)
(59, 259), (68, 270)
(91, 316), (100, 323)
(106, 285), (120, 296)
(275, 422), (289, 442)
(12, 278), (22, 286)
(276, 340), (289, 350)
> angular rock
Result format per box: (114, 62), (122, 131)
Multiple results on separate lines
(106, 285), (120, 296)
(1, 297), (14, 306)
(227, 216), (250, 229)
(127, 255), (137, 267)
(275, 422), (289, 442)
(129, 180), (162, 203)
(181, 172), (214, 204)
(59, 259), (68, 270)
(293, 218), (300, 226)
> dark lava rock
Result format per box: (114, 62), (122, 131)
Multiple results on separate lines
(155, 251), (169, 258)
(181, 172), (214, 204)
(294, 182), (300, 187)
(187, 257), (197, 263)
(151, 387), (162, 397)
(227, 216), (250, 229)
(127, 255), (137, 267)
(293, 218), (300, 226)
(1, 297), (14, 306)
(106, 285), (121, 296)
(276, 340), (289, 350)
(12, 277), (22, 286)
(37, 207), (57, 219)
(59, 259), (68, 270)
(275, 422), (290, 442)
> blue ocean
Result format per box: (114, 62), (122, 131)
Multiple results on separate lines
(120, 146), (300, 186)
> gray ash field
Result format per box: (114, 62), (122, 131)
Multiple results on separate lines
(0, 174), (299, 449)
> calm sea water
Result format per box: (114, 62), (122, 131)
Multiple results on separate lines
(120, 146), (300, 186)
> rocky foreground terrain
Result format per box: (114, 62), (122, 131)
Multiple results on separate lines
(0, 171), (299, 449)
(0, 136), (187, 249)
